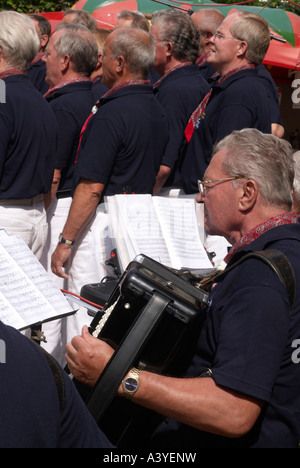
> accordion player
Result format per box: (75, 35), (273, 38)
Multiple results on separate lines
(78, 254), (209, 447)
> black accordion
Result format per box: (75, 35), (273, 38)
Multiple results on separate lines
(80, 254), (209, 448)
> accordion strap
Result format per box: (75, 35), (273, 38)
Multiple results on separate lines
(86, 291), (171, 422)
(213, 249), (296, 312)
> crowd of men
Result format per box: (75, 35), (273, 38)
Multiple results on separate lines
(0, 7), (299, 449)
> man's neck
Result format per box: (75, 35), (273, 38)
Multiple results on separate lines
(229, 206), (291, 246)
(214, 59), (250, 77)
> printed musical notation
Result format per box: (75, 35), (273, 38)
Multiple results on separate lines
(106, 194), (213, 272)
(0, 231), (73, 330)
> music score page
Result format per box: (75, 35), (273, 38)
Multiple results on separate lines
(106, 194), (213, 272)
(0, 231), (73, 330)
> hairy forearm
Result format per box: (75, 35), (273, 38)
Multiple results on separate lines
(62, 179), (103, 241)
(122, 370), (263, 438)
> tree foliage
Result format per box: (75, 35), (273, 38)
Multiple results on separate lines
(0, 0), (77, 13)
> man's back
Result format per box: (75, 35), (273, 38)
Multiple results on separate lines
(0, 321), (113, 448)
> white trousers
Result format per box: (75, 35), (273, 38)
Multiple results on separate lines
(41, 199), (113, 366)
(0, 195), (47, 260)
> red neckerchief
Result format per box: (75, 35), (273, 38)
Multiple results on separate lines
(224, 211), (299, 264)
(43, 77), (92, 99)
(153, 62), (191, 89)
(31, 51), (45, 65)
(196, 51), (211, 67)
(0, 68), (26, 79)
(74, 79), (150, 163)
(184, 64), (255, 143)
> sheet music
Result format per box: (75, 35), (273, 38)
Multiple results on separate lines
(152, 197), (213, 270)
(0, 231), (73, 329)
(106, 195), (213, 271)
(0, 234), (71, 314)
(115, 195), (172, 267)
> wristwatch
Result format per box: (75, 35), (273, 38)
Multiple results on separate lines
(58, 233), (75, 246)
(122, 367), (140, 399)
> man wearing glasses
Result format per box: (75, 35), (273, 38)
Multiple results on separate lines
(181, 12), (273, 194)
(65, 129), (300, 448)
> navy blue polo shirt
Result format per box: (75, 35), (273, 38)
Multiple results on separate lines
(0, 74), (57, 199)
(27, 59), (50, 95)
(92, 76), (108, 102)
(0, 321), (114, 448)
(257, 63), (283, 126)
(153, 64), (210, 185)
(46, 81), (96, 193)
(74, 84), (169, 198)
(150, 223), (300, 448)
(180, 68), (272, 193)
(198, 60), (218, 83)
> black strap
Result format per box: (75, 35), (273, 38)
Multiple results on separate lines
(213, 249), (296, 312)
(86, 291), (171, 422)
(39, 346), (66, 417)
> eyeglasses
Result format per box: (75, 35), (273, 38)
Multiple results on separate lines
(213, 31), (239, 41)
(198, 176), (245, 194)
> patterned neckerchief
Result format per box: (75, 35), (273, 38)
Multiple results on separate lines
(153, 62), (192, 89)
(43, 77), (92, 99)
(196, 51), (211, 67)
(0, 68), (26, 80)
(224, 211), (300, 264)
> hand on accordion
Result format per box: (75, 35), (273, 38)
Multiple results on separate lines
(65, 325), (114, 387)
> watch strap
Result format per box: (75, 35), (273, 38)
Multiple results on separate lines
(59, 233), (75, 246)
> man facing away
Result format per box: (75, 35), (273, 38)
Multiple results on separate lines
(65, 129), (300, 448)
(50, 27), (169, 350)
(40, 23), (98, 364)
(0, 11), (57, 260)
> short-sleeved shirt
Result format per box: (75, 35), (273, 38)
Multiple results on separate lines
(180, 68), (272, 193)
(74, 84), (169, 199)
(46, 81), (95, 193)
(150, 223), (300, 448)
(153, 64), (210, 185)
(0, 321), (114, 448)
(0, 74), (57, 199)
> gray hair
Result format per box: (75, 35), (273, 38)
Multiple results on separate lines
(109, 28), (155, 76)
(151, 10), (200, 63)
(54, 23), (98, 76)
(293, 151), (300, 204)
(117, 10), (150, 32)
(213, 129), (294, 209)
(0, 11), (39, 70)
(63, 9), (98, 30)
(230, 12), (270, 66)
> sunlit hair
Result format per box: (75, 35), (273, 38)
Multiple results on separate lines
(117, 10), (150, 32)
(151, 9), (200, 63)
(213, 128), (294, 209)
(109, 28), (155, 76)
(293, 151), (300, 205)
(230, 12), (270, 66)
(0, 11), (39, 70)
(54, 23), (98, 76)
(63, 9), (98, 30)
